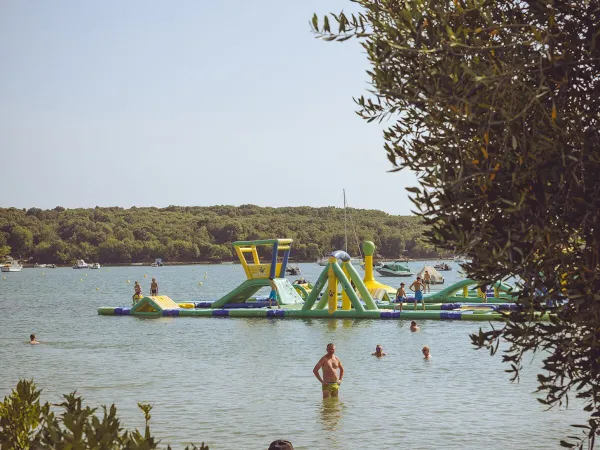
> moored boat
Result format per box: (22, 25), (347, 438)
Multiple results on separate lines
(73, 259), (88, 269)
(90, 263), (101, 269)
(376, 261), (414, 277)
(434, 262), (452, 271)
(1, 260), (23, 272)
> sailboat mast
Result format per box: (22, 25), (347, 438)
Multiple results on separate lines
(343, 189), (347, 253)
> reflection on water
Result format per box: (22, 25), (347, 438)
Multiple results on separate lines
(319, 397), (344, 432)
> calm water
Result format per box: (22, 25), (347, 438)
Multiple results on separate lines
(0, 261), (586, 449)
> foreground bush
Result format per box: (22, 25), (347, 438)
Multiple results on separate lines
(0, 380), (208, 450)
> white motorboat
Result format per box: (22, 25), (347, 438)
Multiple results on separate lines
(360, 260), (383, 270)
(376, 261), (414, 277)
(1, 260), (23, 272)
(90, 263), (101, 269)
(316, 257), (329, 266)
(151, 258), (163, 267)
(434, 262), (452, 271)
(73, 259), (88, 269)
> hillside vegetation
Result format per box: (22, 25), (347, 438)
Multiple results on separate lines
(0, 205), (445, 264)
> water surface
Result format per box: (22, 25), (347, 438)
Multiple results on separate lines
(0, 261), (586, 449)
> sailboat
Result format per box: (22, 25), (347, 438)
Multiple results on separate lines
(316, 190), (362, 265)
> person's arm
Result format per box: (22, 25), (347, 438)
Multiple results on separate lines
(338, 358), (344, 382)
(409, 282), (415, 292)
(313, 359), (325, 384)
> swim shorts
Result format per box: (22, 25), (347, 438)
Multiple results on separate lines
(151, 290), (157, 295)
(414, 290), (423, 301)
(396, 296), (407, 303)
(322, 382), (340, 393)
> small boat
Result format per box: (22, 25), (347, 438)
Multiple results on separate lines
(73, 259), (89, 269)
(151, 258), (163, 267)
(1, 260), (23, 272)
(360, 260), (383, 270)
(90, 263), (101, 269)
(286, 265), (301, 276)
(316, 257), (329, 266)
(434, 262), (452, 271)
(376, 261), (414, 277)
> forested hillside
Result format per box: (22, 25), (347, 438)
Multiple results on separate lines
(0, 205), (446, 264)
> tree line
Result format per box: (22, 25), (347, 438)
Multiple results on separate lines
(0, 205), (446, 264)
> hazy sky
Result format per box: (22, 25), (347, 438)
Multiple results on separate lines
(0, 1), (418, 215)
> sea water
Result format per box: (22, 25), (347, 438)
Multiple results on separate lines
(0, 262), (587, 449)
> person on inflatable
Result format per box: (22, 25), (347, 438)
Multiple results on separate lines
(395, 282), (407, 311)
(132, 281), (143, 304)
(409, 276), (426, 311)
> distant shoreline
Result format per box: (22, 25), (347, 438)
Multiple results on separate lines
(22, 257), (458, 268)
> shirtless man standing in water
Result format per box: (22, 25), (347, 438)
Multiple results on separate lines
(313, 343), (344, 398)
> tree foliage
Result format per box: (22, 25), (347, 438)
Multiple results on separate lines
(312, 0), (600, 447)
(0, 379), (208, 449)
(0, 206), (442, 264)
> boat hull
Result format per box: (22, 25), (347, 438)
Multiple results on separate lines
(1, 267), (22, 272)
(376, 269), (414, 277)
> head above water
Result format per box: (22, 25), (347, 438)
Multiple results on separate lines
(375, 345), (382, 353)
(30, 333), (35, 341)
(268, 440), (294, 450)
(422, 346), (430, 356)
(411, 321), (417, 326)
(326, 343), (335, 355)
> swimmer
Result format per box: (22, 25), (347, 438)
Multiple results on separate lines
(410, 320), (420, 331)
(409, 276), (426, 311)
(268, 440), (295, 450)
(422, 346), (431, 360)
(372, 344), (387, 357)
(29, 334), (40, 345)
(395, 283), (407, 311)
(313, 343), (344, 399)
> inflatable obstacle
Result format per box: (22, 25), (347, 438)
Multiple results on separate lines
(98, 238), (527, 322)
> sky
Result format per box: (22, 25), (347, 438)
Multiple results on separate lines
(0, 0), (418, 215)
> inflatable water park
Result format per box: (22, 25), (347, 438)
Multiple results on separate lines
(98, 239), (539, 322)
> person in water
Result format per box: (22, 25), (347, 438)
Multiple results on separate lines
(372, 344), (386, 357)
(150, 277), (158, 296)
(422, 346), (431, 360)
(313, 343), (344, 399)
(395, 282), (407, 311)
(423, 270), (431, 293)
(409, 276), (426, 311)
(29, 333), (40, 345)
(268, 440), (294, 450)
(410, 320), (420, 331)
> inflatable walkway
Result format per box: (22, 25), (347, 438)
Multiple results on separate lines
(98, 238), (537, 322)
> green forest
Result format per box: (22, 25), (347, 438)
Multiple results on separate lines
(0, 205), (446, 264)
